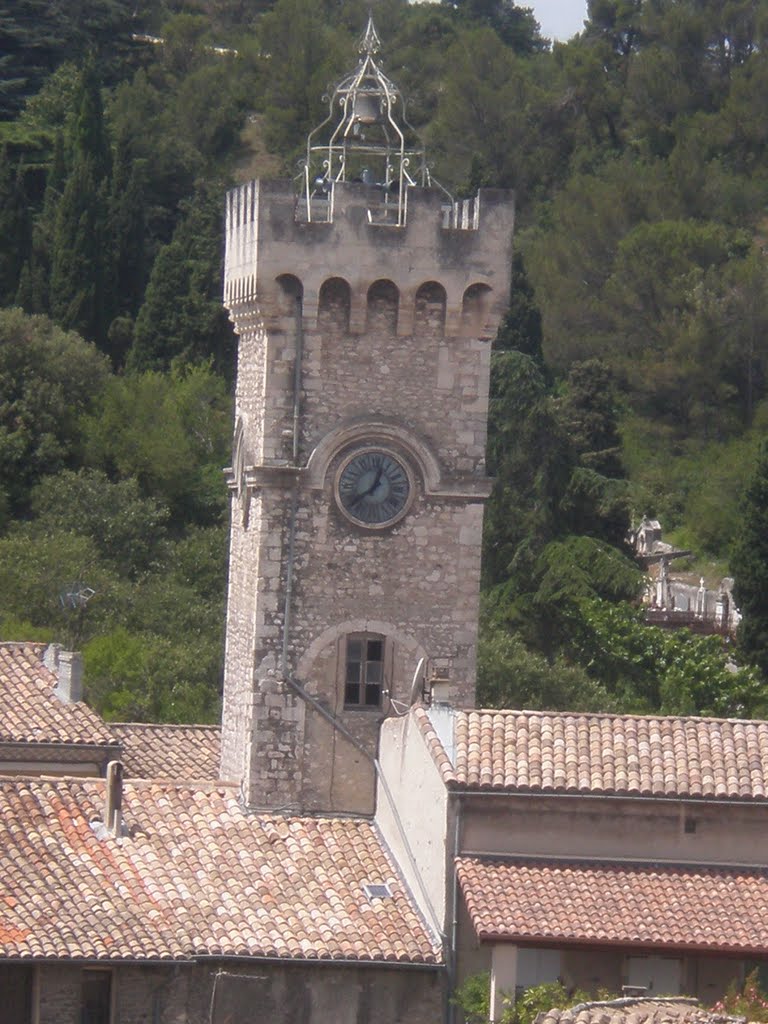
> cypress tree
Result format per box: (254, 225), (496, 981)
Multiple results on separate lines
(70, 56), (111, 181)
(49, 158), (107, 342)
(108, 130), (146, 325)
(0, 147), (31, 305)
(48, 64), (112, 346)
(17, 132), (67, 316)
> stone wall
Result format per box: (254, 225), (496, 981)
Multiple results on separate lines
(221, 179), (514, 811)
(32, 960), (443, 1024)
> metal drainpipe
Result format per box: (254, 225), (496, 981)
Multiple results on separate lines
(281, 294), (303, 678)
(448, 798), (462, 1024)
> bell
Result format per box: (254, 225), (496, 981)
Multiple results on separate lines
(351, 91), (382, 125)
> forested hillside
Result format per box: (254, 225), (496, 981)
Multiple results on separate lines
(1, 0), (767, 721)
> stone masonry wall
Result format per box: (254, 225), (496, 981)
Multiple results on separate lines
(222, 179), (514, 810)
(34, 961), (443, 1024)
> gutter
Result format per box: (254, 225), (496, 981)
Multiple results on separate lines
(449, 787), (768, 808)
(456, 850), (768, 871)
(0, 953), (442, 971)
(194, 954), (441, 970)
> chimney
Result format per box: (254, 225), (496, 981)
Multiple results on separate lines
(429, 670), (452, 705)
(43, 644), (84, 703)
(105, 760), (124, 836)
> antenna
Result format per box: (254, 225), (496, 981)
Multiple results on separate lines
(409, 657), (427, 706)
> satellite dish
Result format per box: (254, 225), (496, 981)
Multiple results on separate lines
(409, 657), (427, 706)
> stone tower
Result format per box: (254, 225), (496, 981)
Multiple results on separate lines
(221, 22), (514, 813)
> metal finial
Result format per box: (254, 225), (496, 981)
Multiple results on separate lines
(359, 14), (381, 55)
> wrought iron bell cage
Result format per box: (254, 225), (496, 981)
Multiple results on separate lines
(300, 17), (431, 226)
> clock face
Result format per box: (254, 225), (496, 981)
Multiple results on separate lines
(336, 449), (411, 528)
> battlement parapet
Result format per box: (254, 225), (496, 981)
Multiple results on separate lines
(224, 179), (514, 333)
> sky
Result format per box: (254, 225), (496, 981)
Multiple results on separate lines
(528, 0), (587, 41)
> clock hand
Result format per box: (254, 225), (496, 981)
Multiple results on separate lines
(346, 464), (385, 509)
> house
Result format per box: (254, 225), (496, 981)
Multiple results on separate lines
(376, 705), (768, 1019)
(0, 640), (442, 1024)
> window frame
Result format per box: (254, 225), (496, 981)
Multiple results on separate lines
(342, 633), (388, 710)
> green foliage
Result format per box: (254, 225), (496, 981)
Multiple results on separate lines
(29, 470), (170, 577)
(130, 187), (236, 376)
(712, 969), (768, 1021)
(452, 975), (592, 1024)
(258, 0), (349, 158)
(478, 615), (619, 712)
(83, 364), (231, 525)
(0, 0), (135, 119)
(574, 600), (765, 716)
(0, 526), (126, 649)
(4, 0), (768, 723)
(0, 147), (31, 305)
(0, 309), (109, 515)
(732, 442), (768, 679)
(83, 627), (220, 722)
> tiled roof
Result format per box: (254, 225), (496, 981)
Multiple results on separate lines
(430, 707), (768, 800)
(457, 856), (768, 953)
(0, 643), (116, 746)
(110, 723), (221, 780)
(537, 998), (740, 1024)
(0, 777), (440, 964)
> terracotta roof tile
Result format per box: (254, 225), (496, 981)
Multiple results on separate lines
(0, 777), (440, 964)
(457, 856), (768, 953)
(110, 723), (221, 780)
(537, 998), (742, 1024)
(441, 708), (768, 800)
(413, 707), (457, 785)
(0, 643), (116, 746)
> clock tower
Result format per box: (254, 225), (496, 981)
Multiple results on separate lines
(220, 21), (514, 813)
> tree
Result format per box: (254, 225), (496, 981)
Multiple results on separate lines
(478, 612), (620, 712)
(0, 527), (126, 649)
(49, 157), (109, 344)
(0, 148), (30, 306)
(30, 470), (170, 578)
(259, 0), (348, 157)
(83, 364), (231, 526)
(130, 187), (236, 376)
(495, 252), (546, 365)
(732, 442), (768, 680)
(573, 599), (765, 717)
(556, 359), (623, 477)
(0, 309), (109, 515)
(442, 0), (548, 52)
(48, 62), (113, 347)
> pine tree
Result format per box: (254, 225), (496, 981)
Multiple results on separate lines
(732, 443), (768, 680)
(495, 252), (547, 369)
